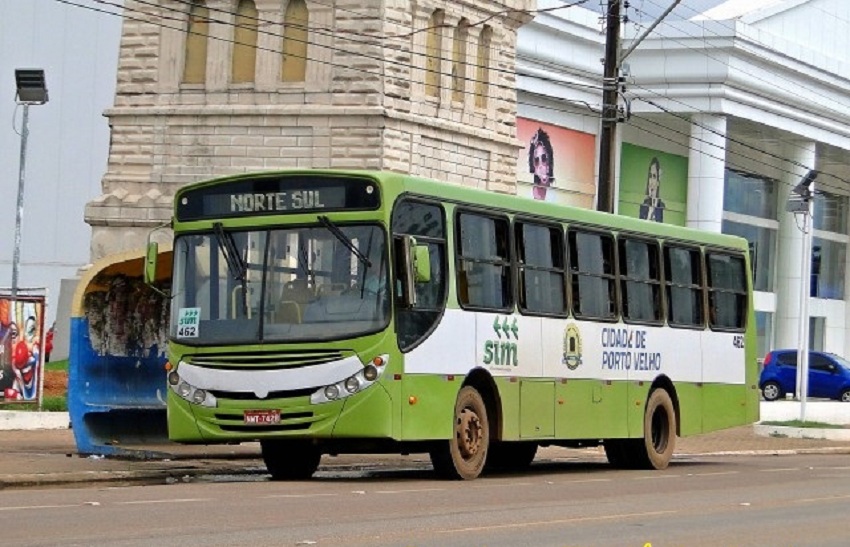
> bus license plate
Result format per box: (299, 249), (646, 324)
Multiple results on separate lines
(244, 409), (280, 425)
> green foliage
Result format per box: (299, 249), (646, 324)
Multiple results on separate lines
(1, 395), (67, 412)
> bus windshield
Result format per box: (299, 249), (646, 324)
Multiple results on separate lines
(171, 224), (389, 344)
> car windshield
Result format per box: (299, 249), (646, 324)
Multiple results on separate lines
(171, 224), (389, 344)
(827, 353), (850, 369)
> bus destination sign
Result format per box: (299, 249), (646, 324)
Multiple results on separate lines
(176, 174), (381, 221)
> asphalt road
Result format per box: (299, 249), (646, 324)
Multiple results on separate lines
(1, 453), (848, 546)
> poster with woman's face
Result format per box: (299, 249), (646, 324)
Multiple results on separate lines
(516, 118), (596, 208)
(618, 144), (688, 226)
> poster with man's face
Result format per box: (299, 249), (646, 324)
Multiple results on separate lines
(516, 118), (596, 208)
(618, 144), (688, 226)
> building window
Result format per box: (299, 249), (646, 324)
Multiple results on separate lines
(722, 220), (776, 292)
(475, 26), (491, 108)
(282, 0), (308, 82)
(811, 190), (848, 300)
(232, 0), (258, 84)
(723, 169), (778, 219)
(425, 10), (444, 98)
(452, 19), (469, 102)
(183, 1), (209, 84)
(811, 238), (846, 299)
(722, 169), (779, 293)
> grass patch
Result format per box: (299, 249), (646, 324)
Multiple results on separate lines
(1, 396), (67, 412)
(761, 420), (844, 429)
(45, 359), (68, 372)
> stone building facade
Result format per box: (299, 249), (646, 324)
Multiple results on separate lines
(85, 0), (534, 260)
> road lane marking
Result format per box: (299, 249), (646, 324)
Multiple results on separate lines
(118, 498), (210, 505)
(690, 471), (739, 477)
(633, 474), (680, 480)
(438, 510), (678, 533)
(797, 494), (850, 503)
(761, 468), (800, 472)
(264, 493), (339, 499)
(0, 504), (92, 512)
(374, 488), (446, 494)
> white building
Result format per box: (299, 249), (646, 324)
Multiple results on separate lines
(4, 0), (850, 361)
(517, 0), (850, 358)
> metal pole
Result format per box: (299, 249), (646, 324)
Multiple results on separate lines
(799, 180), (814, 421)
(12, 103), (30, 301)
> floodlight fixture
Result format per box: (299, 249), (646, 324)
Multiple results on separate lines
(15, 68), (49, 104)
(791, 169), (818, 198)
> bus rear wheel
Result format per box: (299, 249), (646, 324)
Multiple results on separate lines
(604, 388), (676, 470)
(430, 386), (490, 480)
(261, 439), (321, 480)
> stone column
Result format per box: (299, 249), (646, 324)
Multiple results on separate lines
(686, 114), (727, 233)
(773, 140), (816, 349)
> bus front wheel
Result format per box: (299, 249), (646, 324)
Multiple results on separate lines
(261, 439), (321, 480)
(430, 386), (490, 480)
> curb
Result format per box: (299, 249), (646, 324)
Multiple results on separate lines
(0, 411), (70, 431)
(754, 424), (850, 442)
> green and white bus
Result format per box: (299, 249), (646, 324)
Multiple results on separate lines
(149, 169), (759, 480)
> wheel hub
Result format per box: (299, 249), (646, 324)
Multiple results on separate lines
(457, 408), (482, 458)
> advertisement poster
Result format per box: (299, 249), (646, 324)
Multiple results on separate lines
(516, 118), (596, 208)
(618, 143), (688, 226)
(0, 293), (46, 403)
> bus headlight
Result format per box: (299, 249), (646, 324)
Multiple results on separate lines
(168, 369), (218, 408)
(324, 385), (340, 400)
(310, 354), (388, 404)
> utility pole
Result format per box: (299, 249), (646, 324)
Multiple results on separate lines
(596, 0), (622, 214)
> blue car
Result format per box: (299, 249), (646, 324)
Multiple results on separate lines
(760, 350), (850, 402)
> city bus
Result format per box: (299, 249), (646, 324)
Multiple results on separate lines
(145, 169), (759, 480)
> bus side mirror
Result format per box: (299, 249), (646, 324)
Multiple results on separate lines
(413, 244), (431, 283)
(144, 242), (158, 286)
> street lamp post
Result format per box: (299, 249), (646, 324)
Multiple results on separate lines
(786, 169), (817, 422)
(11, 69), (49, 302)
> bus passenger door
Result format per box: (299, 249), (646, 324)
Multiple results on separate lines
(520, 381), (555, 438)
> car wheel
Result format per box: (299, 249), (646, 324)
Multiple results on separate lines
(761, 381), (782, 402)
(840, 389), (850, 402)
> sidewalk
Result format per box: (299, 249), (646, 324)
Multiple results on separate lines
(2, 424), (850, 490)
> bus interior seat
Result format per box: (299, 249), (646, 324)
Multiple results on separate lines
(275, 301), (302, 324)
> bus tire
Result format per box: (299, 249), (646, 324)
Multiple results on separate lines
(261, 440), (321, 480)
(485, 442), (538, 473)
(430, 386), (490, 480)
(638, 388), (676, 470)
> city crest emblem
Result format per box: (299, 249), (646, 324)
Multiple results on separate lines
(562, 323), (582, 370)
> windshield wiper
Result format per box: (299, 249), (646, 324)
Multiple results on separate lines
(213, 222), (247, 281)
(318, 216), (372, 268)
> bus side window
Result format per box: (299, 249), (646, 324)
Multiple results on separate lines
(456, 212), (512, 311)
(516, 221), (566, 316)
(619, 237), (663, 324)
(664, 245), (704, 328)
(391, 200), (447, 351)
(568, 229), (616, 320)
(706, 251), (747, 331)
